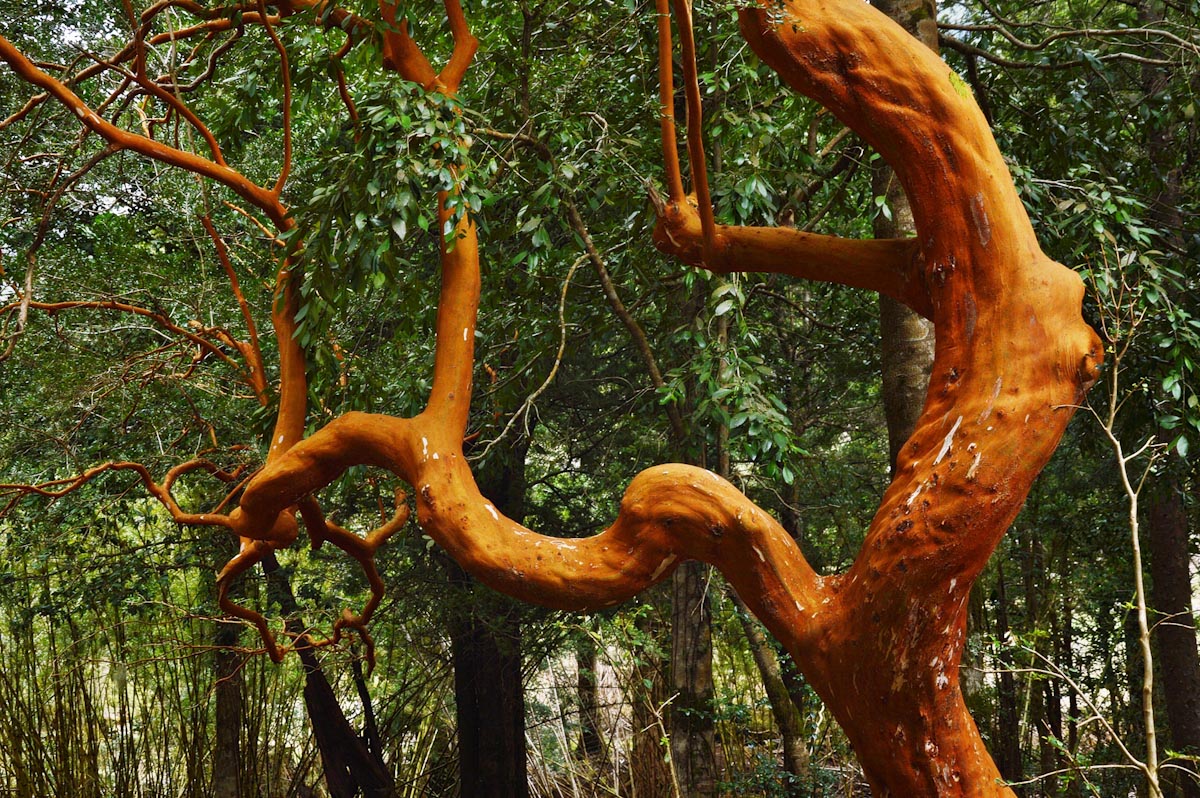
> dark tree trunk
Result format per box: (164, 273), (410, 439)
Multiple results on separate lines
(1137, 0), (1198, 791)
(994, 561), (1023, 786)
(264, 555), (396, 798)
(352, 656), (387, 766)
(629, 606), (675, 797)
(213, 618), (244, 798)
(1022, 534), (1059, 796)
(299, 648), (395, 798)
(212, 539), (245, 798)
(449, 424), (530, 798)
(450, 603), (526, 797)
(663, 283), (720, 797)
(669, 560), (717, 796)
(1148, 482), (1200, 798)
(1063, 589), (1083, 798)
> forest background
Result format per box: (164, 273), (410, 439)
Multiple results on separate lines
(0, 0), (1197, 796)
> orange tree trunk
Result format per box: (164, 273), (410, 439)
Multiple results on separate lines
(217, 1), (1101, 795)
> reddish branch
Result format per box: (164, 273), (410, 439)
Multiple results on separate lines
(0, 459), (246, 524)
(0, 6), (353, 654)
(218, 0), (481, 660)
(1, 0), (372, 129)
(0, 38), (288, 227)
(0, 145), (117, 362)
(200, 215), (268, 401)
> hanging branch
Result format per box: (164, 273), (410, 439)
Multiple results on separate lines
(259, 0), (294, 196)
(475, 251), (586, 461)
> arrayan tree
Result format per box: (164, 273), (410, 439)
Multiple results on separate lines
(0, 0), (1104, 794)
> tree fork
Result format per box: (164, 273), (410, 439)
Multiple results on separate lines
(0, 0), (1105, 793)
(225, 2), (1102, 795)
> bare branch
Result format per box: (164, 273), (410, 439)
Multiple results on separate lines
(0, 459), (245, 528)
(475, 251), (586, 460)
(672, 0), (717, 249)
(939, 21), (1199, 58)
(941, 34), (1173, 69)
(258, 0), (293, 196)
(0, 298), (257, 384)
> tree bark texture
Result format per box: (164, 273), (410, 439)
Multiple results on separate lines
(628, 606), (675, 797)
(450, 606), (526, 798)
(731, 590), (811, 789)
(104, 1), (1102, 794)
(1135, 2), (1198, 789)
(670, 560), (717, 796)
(212, 536), (245, 798)
(1148, 484), (1200, 798)
(213, 617), (244, 798)
(449, 426), (531, 798)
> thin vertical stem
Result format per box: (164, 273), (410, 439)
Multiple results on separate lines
(672, 0), (716, 246)
(259, 0), (292, 196)
(656, 0), (684, 201)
